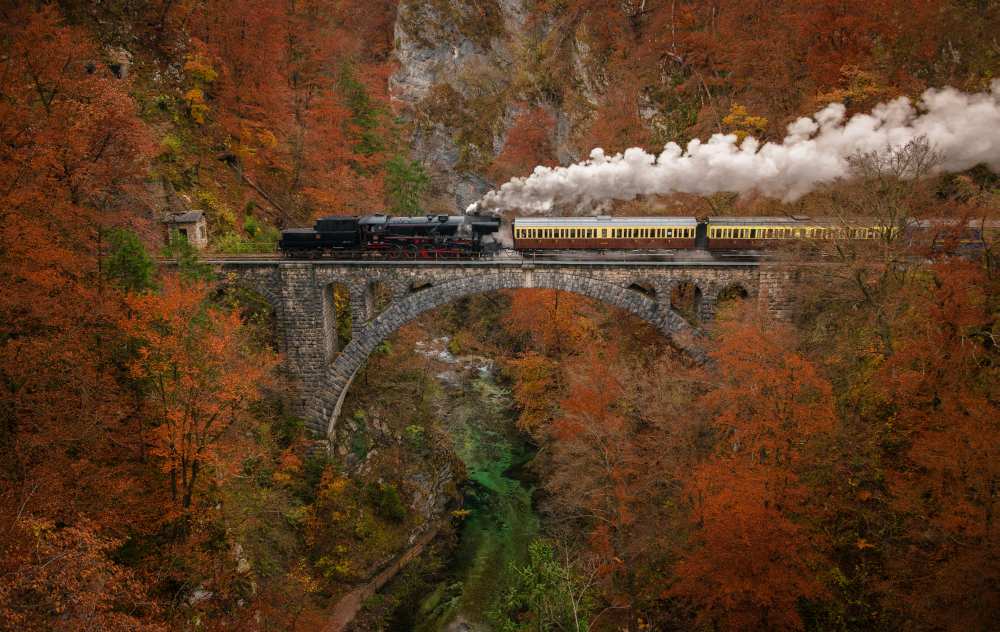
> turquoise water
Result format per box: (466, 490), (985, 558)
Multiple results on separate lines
(414, 372), (539, 630)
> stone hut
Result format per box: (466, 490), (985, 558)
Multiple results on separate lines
(163, 210), (209, 250)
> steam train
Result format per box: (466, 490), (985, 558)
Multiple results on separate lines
(278, 214), (502, 258)
(279, 214), (995, 257)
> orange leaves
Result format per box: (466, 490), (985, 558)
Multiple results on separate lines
(671, 458), (826, 631)
(668, 305), (834, 629)
(503, 289), (595, 356)
(122, 276), (277, 509)
(490, 107), (557, 182)
(873, 261), (1000, 541)
(705, 307), (836, 461)
(0, 517), (166, 632)
(506, 351), (559, 434)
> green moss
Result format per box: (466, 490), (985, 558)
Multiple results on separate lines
(367, 483), (407, 523)
(422, 83), (509, 172)
(215, 216), (280, 254)
(399, 0), (506, 50)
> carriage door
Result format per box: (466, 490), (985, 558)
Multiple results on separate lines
(695, 221), (708, 249)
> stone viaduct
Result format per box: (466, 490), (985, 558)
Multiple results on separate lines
(211, 258), (795, 445)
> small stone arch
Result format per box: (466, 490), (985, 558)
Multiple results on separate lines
(670, 279), (703, 325)
(718, 283), (750, 302)
(364, 279), (393, 320)
(321, 281), (353, 361)
(305, 271), (705, 439)
(626, 278), (659, 300)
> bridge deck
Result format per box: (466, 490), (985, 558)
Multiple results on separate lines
(199, 256), (765, 268)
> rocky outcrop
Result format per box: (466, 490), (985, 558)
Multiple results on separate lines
(390, 0), (529, 211)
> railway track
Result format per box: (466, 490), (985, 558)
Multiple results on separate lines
(181, 249), (773, 265)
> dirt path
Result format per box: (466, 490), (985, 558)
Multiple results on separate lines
(322, 524), (443, 632)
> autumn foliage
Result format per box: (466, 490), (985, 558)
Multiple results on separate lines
(1, 0), (999, 630)
(500, 257), (998, 629)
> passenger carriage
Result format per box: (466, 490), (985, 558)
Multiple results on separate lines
(513, 216), (698, 251)
(705, 216), (894, 250)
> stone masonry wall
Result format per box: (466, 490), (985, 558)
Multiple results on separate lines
(219, 261), (781, 444)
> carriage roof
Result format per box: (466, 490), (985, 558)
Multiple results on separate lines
(514, 216), (697, 226)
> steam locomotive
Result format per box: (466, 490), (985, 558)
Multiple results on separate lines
(278, 214), (502, 258)
(279, 214), (995, 257)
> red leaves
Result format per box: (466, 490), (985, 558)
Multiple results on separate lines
(490, 107), (558, 181)
(669, 307), (834, 630)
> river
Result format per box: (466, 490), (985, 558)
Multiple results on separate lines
(389, 340), (539, 630)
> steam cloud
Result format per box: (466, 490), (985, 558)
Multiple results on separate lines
(468, 81), (1000, 215)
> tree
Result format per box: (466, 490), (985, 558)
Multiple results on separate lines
(490, 107), (558, 182)
(545, 348), (646, 611)
(161, 231), (214, 282)
(0, 517), (165, 632)
(670, 307), (835, 630)
(503, 289), (593, 357)
(121, 277), (277, 511)
(384, 154), (430, 216)
(489, 539), (596, 632)
(104, 227), (156, 293)
(874, 260), (1000, 629)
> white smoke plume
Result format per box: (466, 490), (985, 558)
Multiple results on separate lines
(468, 81), (1000, 215)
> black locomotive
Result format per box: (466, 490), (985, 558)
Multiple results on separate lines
(279, 214), (502, 258)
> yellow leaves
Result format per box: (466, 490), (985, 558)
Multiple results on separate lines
(184, 88), (208, 124)
(722, 103), (768, 142)
(505, 351), (558, 433)
(855, 538), (876, 550)
(183, 54), (218, 84)
(815, 65), (890, 110)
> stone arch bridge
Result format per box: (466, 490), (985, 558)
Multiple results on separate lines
(211, 258), (795, 444)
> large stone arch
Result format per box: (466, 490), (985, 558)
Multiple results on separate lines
(304, 270), (706, 439)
